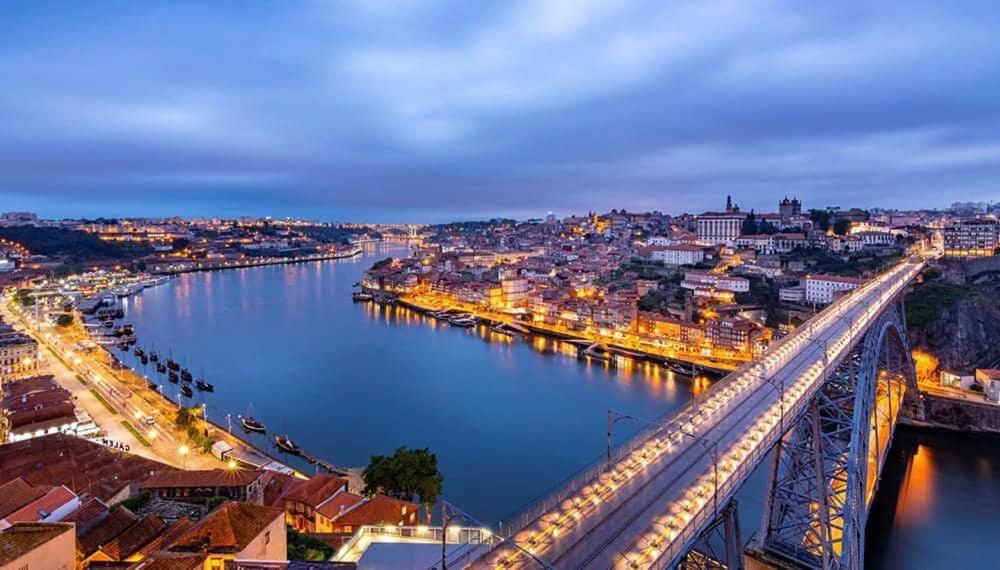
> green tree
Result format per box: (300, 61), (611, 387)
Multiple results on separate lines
(14, 288), (34, 307)
(833, 218), (851, 235)
(363, 446), (443, 507)
(56, 314), (74, 327)
(741, 210), (757, 235)
(809, 209), (831, 231)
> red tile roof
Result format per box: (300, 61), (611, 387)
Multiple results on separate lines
(140, 469), (263, 490)
(331, 495), (418, 527)
(280, 475), (348, 507)
(3, 485), (76, 524)
(134, 517), (195, 561)
(78, 506), (138, 557)
(168, 502), (282, 554)
(260, 471), (298, 508)
(62, 497), (110, 535)
(0, 434), (175, 502)
(97, 513), (167, 561)
(134, 551), (207, 570)
(0, 478), (50, 519)
(315, 491), (364, 520)
(0, 522), (75, 566)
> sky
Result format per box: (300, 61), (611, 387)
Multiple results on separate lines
(1, 1), (999, 223)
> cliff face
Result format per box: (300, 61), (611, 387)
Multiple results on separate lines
(906, 262), (1000, 374)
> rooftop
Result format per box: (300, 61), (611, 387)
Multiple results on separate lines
(168, 502), (282, 554)
(0, 522), (75, 566)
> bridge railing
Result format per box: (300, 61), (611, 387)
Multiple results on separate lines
(497, 259), (922, 554)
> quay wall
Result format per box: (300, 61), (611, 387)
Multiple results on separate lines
(903, 391), (1000, 435)
(150, 249), (361, 275)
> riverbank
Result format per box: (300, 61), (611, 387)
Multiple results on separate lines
(149, 246), (361, 275)
(391, 295), (736, 375)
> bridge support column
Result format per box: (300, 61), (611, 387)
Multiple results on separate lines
(679, 499), (743, 570)
(755, 302), (918, 570)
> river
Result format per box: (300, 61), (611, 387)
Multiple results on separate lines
(118, 244), (1000, 566)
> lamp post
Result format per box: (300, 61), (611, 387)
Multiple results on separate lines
(178, 444), (189, 469)
(607, 410), (640, 470)
(677, 428), (721, 519)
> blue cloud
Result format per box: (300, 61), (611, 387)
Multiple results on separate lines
(1, 0), (998, 220)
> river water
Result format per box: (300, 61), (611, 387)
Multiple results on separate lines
(118, 244), (1000, 566)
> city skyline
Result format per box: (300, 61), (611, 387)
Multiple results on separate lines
(2, 1), (999, 221)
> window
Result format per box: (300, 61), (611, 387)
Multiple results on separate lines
(264, 530), (270, 545)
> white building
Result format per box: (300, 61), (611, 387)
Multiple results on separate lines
(804, 274), (865, 305)
(943, 219), (999, 257)
(682, 271), (750, 293)
(696, 212), (745, 246)
(648, 244), (705, 266)
(779, 285), (806, 304)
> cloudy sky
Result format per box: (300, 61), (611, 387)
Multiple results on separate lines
(1, 1), (998, 222)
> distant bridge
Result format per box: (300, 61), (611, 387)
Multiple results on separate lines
(461, 257), (926, 570)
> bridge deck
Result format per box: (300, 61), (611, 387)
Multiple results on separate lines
(478, 258), (924, 569)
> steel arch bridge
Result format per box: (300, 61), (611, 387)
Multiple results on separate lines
(463, 258), (926, 570)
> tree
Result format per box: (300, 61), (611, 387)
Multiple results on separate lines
(809, 209), (831, 231)
(363, 446), (443, 507)
(14, 288), (34, 307)
(56, 314), (74, 327)
(741, 210), (757, 235)
(833, 218), (851, 236)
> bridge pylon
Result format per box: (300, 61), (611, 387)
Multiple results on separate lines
(753, 299), (918, 569)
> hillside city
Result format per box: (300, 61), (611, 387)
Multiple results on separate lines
(0, 197), (998, 568)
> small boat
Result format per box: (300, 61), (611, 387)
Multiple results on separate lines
(134, 347), (145, 358)
(121, 323), (134, 335)
(149, 352), (159, 362)
(180, 369), (193, 383)
(195, 379), (214, 392)
(274, 434), (301, 455)
(489, 323), (513, 336)
(102, 320), (115, 328)
(352, 291), (373, 302)
(168, 371), (179, 383)
(167, 359), (180, 372)
(139, 355), (149, 365)
(117, 343), (129, 353)
(241, 416), (266, 433)
(448, 316), (476, 328)
(180, 385), (193, 398)
(156, 362), (167, 374)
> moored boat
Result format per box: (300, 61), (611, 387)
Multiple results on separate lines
(195, 379), (214, 392)
(168, 371), (179, 383)
(274, 434), (301, 455)
(150, 351), (159, 362)
(180, 385), (193, 398)
(180, 369), (193, 383)
(156, 362), (167, 374)
(241, 416), (266, 433)
(448, 316), (476, 327)
(352, 291), (373, 302)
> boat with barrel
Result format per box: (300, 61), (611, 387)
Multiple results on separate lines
(180, 384), (193, 398)
(180, 369), (193, 383)
(168, 371), (179, 383)
(156, 362), (167, 374)
(240, 404), (266, 433)
(274, 433), (301, 455)
(195, 378), (214, 392)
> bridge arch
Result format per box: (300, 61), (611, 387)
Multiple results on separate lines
(759, 300), (919, 570)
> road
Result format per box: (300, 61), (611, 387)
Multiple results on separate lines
(478, 257), (925, 569)
(2, 301), (219, 469)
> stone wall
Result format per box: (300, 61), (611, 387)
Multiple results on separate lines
(905, 392), (1000, 434)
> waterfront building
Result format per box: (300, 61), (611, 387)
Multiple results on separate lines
(778, 284), (806, 304)
(976, 369), (1000, 403)
(804, 274), (865, 305)
(943, 218), (999, 257)
(1, 376), (78, 443)
(0, 323), (38, 380)
(706, 318), (771, 357)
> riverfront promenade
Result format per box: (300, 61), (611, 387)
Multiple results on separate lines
(393, 292), (740, 373)
(0, 300), (309, 474)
